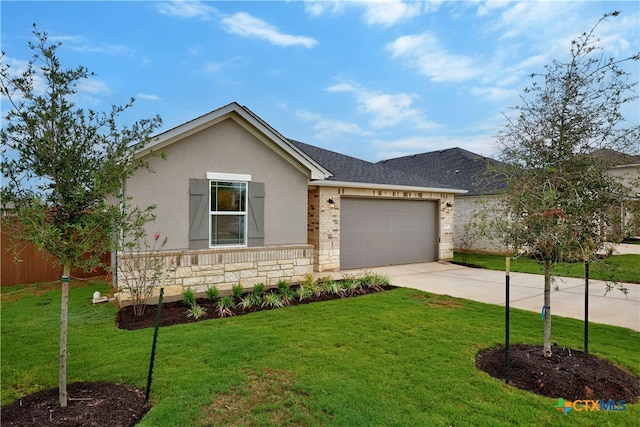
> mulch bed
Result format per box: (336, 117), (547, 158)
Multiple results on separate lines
(476, 344), (640, 402)
(116, 285), (396, 331)
(0, 382), (149, 427)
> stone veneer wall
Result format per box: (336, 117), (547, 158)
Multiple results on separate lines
(116, 244), (313, 307)
(308, 187), (341, 272)
(309, 185), (455, 272)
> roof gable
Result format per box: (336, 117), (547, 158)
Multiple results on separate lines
(590, 148), (640, 166)
(137, 102), (331, 180)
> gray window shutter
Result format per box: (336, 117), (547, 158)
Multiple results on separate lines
(189, 179), (209, 249)
(247, 181), (265, 247)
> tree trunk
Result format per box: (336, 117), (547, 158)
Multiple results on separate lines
(543, 259), (552, 358)
(59, 263), (71, 407)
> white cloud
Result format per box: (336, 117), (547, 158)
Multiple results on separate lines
(304, 0), (432, 27)
(48, 34), (133, 56)
(202, 61), (223, 74)
(202, 56), (246, 74)
(591, 12), (640, 58)
(136, 93), (161, 101)
(0, 55), (112, 107)
(221, 12), (318, 48)
(75, 78), (110, 95)
(69, 78), (112, 107)
(373, 134), (498, 161)
(156, 1), (217, 20)
(326, 81), (438, 129)
(475, 1), (508, 18)
(469, 86), (517, 102)
(303, 0), (346, 18)
(487, 1), (580, 42)
(361, 0), (422, 27)
(387, 32), (481, 83)
(71, 43), (133, 56)
(296, 109), (368, 140)
(325, 82), (355, 92)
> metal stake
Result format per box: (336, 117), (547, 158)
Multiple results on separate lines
(145, 287), (164, 404)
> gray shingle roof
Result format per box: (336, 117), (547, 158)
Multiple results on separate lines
(289, 140), (459, 190)
(590, 148), (640, 165)
(378, 147), (505, 195)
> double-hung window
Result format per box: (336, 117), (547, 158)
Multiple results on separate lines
(209, 174), (249, 246)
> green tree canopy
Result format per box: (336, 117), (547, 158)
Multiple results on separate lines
(1, 25), (162, 406)
(493, 12), (639, 357)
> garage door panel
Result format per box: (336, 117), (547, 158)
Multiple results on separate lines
(340, 198), (438, 270)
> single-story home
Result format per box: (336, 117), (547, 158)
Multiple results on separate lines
(591, 148), (640, 238)
(116, 102), (466, 304)
(378, 146), (640, 254)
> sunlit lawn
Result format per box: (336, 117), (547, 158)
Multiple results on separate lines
(454, 253), (640, 284)
(2, 280), (639, 426)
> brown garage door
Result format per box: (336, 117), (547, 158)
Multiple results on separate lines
(340, 198), (438, 270)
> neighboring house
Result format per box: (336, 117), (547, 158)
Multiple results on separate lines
(380, 148), (507, 253)
(378, 147), (640, 255)
(1, 202), (14, 217)
(117, 102), (466, 304)
(591, 148), (640, 238)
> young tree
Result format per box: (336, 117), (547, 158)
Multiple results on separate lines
(494, 12), (639, 357)
(0, 26), (162, 406)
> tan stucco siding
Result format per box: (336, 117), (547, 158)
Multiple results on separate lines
(608, 165), (640, 195)
(124, 118), (309, 250)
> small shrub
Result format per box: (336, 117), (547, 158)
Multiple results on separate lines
(279, 285), (295, 306)
(341, 278), (361, 296)
(295, 285), (314, 301)
(182, 288), (196, 306)
(312, 282), (323, 297)
(302, 273), (315, 287)
(231, 283), (244, 298)
(315, 275), (334, 285)
(117, 231), (169, 317)
(262, 292), (284, 308)
(205, 285), (219, 301)
(360, 273), (390, 291)
(186, 303), (207, 319)
(276, 279), (290, 291)
(239, 293), (261, 310)
(217, 296), (236, 317)
(252, 283), (266, 296)
(322, 279), (344, 296)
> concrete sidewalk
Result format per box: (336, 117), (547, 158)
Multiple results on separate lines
(321, 262), (640, 332)
(612, 243), (640, 255)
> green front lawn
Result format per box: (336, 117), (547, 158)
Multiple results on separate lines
(454, 253), (640, 284)
(2, 281), (639, 426)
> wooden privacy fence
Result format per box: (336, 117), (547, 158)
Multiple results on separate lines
(1, 225), (110, 287)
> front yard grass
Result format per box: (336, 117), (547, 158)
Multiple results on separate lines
(454, 252), (640, 284)
(2, 280), (639, 426)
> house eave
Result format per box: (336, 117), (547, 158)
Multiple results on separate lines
(309, 180), (468, 194)
(611, 163), (640, 169)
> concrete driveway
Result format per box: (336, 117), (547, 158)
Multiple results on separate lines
(327, 262), (640, 332)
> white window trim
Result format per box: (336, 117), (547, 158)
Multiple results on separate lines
(206, 172), (252, 182)
(208, 176), (249, 248)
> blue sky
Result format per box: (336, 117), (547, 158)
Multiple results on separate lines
(2, 1), (639, 162)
